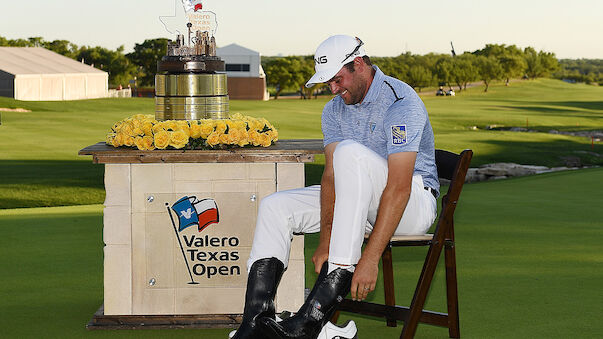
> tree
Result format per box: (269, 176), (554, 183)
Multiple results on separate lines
(475, 55), (503, 92)
(497, 45), (527, 85)
(76, 45), (137, 87)
(538, 51), (559, 77)
(450, 53), (478, 91)
(264, 56), (307, 99)
(44, 40), (79, 59)
(406, 65), (432, 92)
(378, 54), (410, 81)
(434, 55), (454, 87)
(523, 47), (544, 79)
(126, 38), (169, 87)
(298, 56), (321, 99)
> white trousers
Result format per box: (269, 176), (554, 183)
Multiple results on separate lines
(247, 140), (437, 270)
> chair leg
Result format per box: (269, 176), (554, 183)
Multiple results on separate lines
(445, 241), (460, 338)
(400, 242), (444, 339)
(382, 245), (397, 327)
(330, 310), (341, 324)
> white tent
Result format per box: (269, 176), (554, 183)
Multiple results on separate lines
(0, 47), (108, 101)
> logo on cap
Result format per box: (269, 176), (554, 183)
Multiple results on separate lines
(315, 56), (328, 64)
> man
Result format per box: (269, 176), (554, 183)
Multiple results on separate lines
(232, 35), (439, 339)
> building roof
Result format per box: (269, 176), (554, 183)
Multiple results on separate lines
(0, 47), (106, 76)
(217, 43), (260, 56)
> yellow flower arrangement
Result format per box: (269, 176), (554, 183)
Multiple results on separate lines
(170, 130), (189, 149)
(106, 114), (278, 150)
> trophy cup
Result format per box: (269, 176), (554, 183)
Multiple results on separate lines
(156, 1), (228, 120)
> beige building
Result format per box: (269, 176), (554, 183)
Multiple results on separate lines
(217, 43), (269, 101)
(0, 47), (108, 101)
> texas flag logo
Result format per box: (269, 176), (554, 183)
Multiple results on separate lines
(192, 0), (203, 12)
(182, 0), (203, 12)
(171, 196), (219, 232)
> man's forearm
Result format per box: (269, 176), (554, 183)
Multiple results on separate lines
(319, 172), (335, 244)
(362, 184), (411, 263)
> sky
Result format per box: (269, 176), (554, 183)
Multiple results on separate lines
(1, 0), (602, 59)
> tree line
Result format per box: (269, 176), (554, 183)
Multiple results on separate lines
(554, 59), (603, 85)
(2, 36), (599, 95)
(262, 44), (562, 98)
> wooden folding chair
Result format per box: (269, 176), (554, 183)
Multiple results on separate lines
(333, 149), (473, 338)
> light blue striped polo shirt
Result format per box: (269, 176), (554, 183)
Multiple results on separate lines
(321, 66), (439, 195)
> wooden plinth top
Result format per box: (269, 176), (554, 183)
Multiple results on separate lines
(79, 139), (324, 164)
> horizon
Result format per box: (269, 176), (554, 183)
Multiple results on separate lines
(1, 0), (602, 59)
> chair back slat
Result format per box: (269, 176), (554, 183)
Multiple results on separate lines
(435, 149), (461, 181)
(434, 149), (473, 238)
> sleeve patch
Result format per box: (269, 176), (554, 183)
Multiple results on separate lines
(391, 125), (407, 145)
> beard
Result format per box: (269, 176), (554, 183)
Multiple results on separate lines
(340, 75), (368, 105)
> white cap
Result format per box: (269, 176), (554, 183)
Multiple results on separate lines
(305, 35), (366, 88)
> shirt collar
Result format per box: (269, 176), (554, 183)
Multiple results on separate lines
(357, 65), (384, 106)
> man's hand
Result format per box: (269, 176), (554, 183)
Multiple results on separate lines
(311, 241), (330, 274)
(350, 256), (379, 301)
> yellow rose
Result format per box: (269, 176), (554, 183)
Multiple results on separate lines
(227, 128), (241, 144)
(180, 126), (191, 138)
(132, 127), (144, 136)
(219, 133), (229, 144)
(132, 119), (143, 130)
(252, 120), (264, 131)
(120, 123), (133, 136)
(189, 122), (202, 139)
(200, 121), (215, 138)
(152, 122), (166, 133)
(124, 136), (135, 147)
(267, 129), (279, 142)
(135, 136), (154, 150)
(237, 131), (250, 147)
(215, 120), (227, 134)
(132, 114), (146, 121)
(248, 130), (260, 146)
(106, 133), (116, 145)
(111, 122), (121, 132)
(170, 130), (189, 148)
(112, 133), (125, 147)
(111, 136), (121, 147)
(206, 132), (220, 146)
(142, 121), (154, 136)
(154, 130), (170, 149)
(258, 133), (272, 147)
(164, 120), (179, 131)
(230, 113), (244, 120)
(232, 120), (246, 131)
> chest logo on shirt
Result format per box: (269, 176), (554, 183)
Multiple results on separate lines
(391, 125), (407, 145)
(369, 122), (376, 133)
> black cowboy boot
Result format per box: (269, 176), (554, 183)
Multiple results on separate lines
(257, 262), (353, 339)
(232, 257), (285, 339)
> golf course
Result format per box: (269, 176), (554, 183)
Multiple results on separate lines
(1, 78), (602, 338)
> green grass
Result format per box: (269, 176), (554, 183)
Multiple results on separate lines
(1, 79), (602, 208)
(1, 79), (601, 337)
(1, 168), (602, 338)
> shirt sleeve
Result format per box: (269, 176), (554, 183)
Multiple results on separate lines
(383, 97), (426, 155)
(321, 100), (344, 147)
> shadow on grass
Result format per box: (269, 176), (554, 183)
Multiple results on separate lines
(495, 99), (603, 119)
(467, 138), (602, 167)
(539, 100), (603, 111)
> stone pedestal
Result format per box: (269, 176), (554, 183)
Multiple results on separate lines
(79, 140), (323, 328)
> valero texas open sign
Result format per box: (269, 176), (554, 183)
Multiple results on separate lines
(167, 196), (243, 283)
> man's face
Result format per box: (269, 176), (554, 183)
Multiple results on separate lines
(326, 64), (367, 105)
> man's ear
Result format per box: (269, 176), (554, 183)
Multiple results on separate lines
(353, 56), (364, 68)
